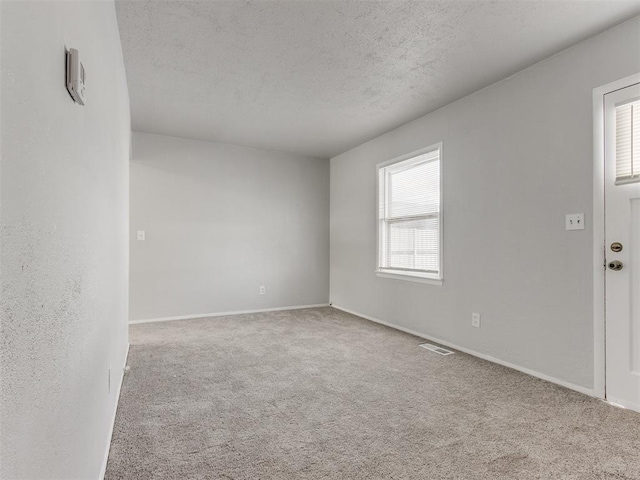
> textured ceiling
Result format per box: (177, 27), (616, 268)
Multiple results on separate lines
(116, 0), (640, 159)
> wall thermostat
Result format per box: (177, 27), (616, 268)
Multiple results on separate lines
(66, 47), (86, 105)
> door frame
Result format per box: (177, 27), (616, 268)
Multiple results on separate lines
(592, 73), (640, 400)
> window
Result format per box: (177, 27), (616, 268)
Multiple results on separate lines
(616, 99), (640, 184)
(377, 144), (442, 284)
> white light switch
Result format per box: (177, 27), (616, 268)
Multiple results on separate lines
(565, 213), (585, 231)
(65, 48), (86, 105)
(137, 230), (146, 241)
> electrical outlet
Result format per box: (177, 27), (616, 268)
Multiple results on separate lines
(472, 313), (481, 328)
(137, 230), (146, 241)
(259, 285), (266, 295)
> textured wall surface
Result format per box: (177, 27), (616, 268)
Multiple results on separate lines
(330, 16), (640, 390)
(115, 1), (640, 158)
(130, 132), (329, 321)
(0, 1), (130, 478)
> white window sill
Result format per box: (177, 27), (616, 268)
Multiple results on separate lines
(376, 270), (443, 286)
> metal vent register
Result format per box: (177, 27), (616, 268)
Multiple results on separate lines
(419, 343), (454, 355)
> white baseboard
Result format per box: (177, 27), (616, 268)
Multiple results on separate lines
(606, 396), (640, 413)
(331, 304), (595, 398)
(130, 303), (331, 325)
(98, 343), (130, 480)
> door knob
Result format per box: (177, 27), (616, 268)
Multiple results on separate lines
(608, 260), (623, 271)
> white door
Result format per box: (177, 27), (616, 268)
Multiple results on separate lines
(605, 82), (640, 412)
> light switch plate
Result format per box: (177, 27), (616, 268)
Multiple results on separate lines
(137, 230), (146, 241)
(66, 47), (86, 105)
(565, 213), (585, 231)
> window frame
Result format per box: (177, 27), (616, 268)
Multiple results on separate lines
(376, 143), (443, 286)
(614, 98), (640, 185)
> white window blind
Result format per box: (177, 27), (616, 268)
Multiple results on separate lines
(616, 99), (640, 184)
(378, 146), (441, 280)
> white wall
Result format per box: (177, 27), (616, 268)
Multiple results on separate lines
(330, 16), (640, 391)
(130, 132), (329, 321)
(0, 1), (130, 479)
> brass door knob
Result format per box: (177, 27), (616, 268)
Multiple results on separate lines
(608, 260), (623, 271)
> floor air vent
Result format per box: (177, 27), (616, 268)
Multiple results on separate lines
(419, 343), (454, 355)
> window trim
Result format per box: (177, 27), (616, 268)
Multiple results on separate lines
(614, 98), (640, 185)
(376, 142), (443, 285)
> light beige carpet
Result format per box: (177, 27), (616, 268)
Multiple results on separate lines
(105, 307), (640, 479)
